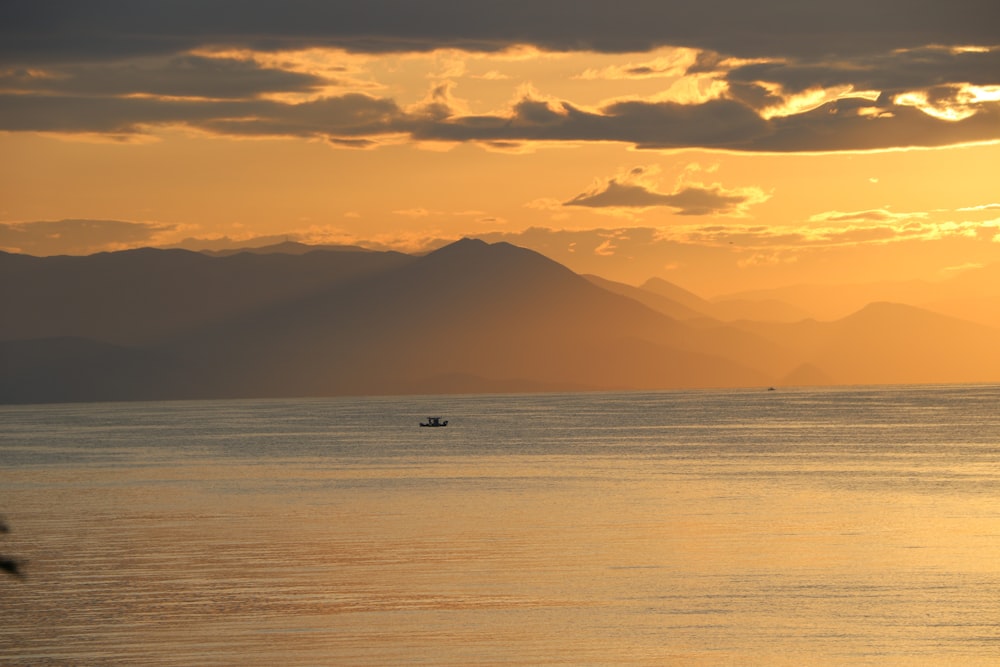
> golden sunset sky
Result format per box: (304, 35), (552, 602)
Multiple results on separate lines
(2, 0), (999, 295)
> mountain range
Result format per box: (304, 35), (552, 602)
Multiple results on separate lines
(2, 239), (999, 404)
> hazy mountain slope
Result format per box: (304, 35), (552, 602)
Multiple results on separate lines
(585, 275), (707, 320)
(921, 262), (1000, 328)
(925, 297), (1000, 329)
(0, 247), (413, 345)
(0, 337), (175, 404)
(6, 240), (996, 404)
(586, 276), (797, 374)
(640, 276), (808, 322)
(716, 279), (941, 321)
(730, 318), (838, 360)
(712, 264), (1000, 327)
(167, 239), (770, 399)
(814, 302), (1000, 385)
(707, 298), (812, 323)
(735, 302), (1000, 385)
(640, 277), (713, 314)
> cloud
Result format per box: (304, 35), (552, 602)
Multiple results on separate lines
(393, 208), (434, 217)
(957, 203), (1000, 212)
(0, 91), (408, 138)
(449, 217), (1000, 273)
(594, 238), (618, 256)
(576, 49), (698, 80)
(1, 2), (998, 153)
(565, 181), (754, 216)
(567, 180), (673, 208)
(0, 219), (177, 255)
(8, 80), (995, 153)
(808, 209), (925, 224)
(745, 97), (1000, 152)
(727, 47), (1000, 97)
(411, 96), (774, 148)
(0, 54), (326, 99)
(565, 168), (768, 216)
(1, 1), (993, 62)
(721, 46), (1000, 128)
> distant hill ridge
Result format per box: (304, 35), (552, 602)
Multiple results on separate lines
(2, 239), (1000, 404)
(199, 241), (377, 257)
(0, 245), (412, 345)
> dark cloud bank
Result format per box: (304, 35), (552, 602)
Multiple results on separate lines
(2, 0), (995, 61)
(1, 1), (998, 152)
(565, 181), (755, 216)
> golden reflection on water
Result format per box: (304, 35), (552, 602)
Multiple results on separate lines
(4, 448), (1000, 666)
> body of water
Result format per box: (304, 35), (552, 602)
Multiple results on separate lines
(2, 385), (1000, 665)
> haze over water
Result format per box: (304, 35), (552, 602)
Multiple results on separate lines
(3, 384), (1000, 665)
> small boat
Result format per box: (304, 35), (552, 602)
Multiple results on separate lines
(420, 416), (448, 427)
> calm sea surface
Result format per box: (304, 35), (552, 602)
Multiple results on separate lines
(2, 385), (1000, 665)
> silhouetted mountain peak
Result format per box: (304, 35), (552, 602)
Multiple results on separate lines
(436, 237), (489, 251)
(427, 237), (528, 260)
(417, 238), (578, 287)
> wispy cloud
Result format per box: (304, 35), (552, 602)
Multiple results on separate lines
(807, 209), (925, 224)
(0, 219), (177, 255)
(392, 208), (434, 217)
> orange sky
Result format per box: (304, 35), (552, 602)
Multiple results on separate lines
(2, 2), (999, 296)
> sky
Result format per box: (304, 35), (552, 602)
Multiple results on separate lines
(2, 0), (999, 296)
